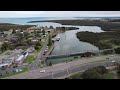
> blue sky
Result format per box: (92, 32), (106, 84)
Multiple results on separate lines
(0, 11), (120, 18)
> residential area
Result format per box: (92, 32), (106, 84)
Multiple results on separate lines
(1, 11), (120, 79)
(0, 24), (57, 78)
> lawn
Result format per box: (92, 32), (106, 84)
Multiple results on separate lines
(93, 60), (108, 63)
(23, 55), (35, 64)
(103, 73), (114, 79)
(32, 46), (42, 54)
(0, 68), (29, 79)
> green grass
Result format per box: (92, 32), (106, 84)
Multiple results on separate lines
(103, 73), (114, 79)
(23, 55), (35, 64)
(112, 44), (120, 48)
(0, 68), (29, 79)
(93, 60), (108, 63)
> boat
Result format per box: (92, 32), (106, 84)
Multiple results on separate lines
(56, 37), (60, 41)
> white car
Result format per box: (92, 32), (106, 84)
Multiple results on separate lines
(15, 69), (19, 72)
(111, 61), (116, 63)
(40, 70), (45, 73)
(19, 69), (22, 72)
(110, 55), (114, 57)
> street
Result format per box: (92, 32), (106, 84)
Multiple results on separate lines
(4, 54), (120, 79)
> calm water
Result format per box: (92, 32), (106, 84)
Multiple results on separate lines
(51, 26), (104, 55)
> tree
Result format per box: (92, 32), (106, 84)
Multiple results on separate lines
(49, 61), (52, 66)
(50, 26), (53, 29)
(81, 69), (103, 79)
(115, 47), (120, 54)
(16, 33), (24, 45)
(24, 32), (29, 39)
(41, 60), (44, 64)
(35, 46), (40, 51)
(1, 42), (9, 51)
(47, 34), (52, 46)
(36, 42), (41, 46)
(117, 65), (120, 77)
(9, 44), (15, 50)
(12, 29), (16, 34)
(42, 29), (45, 35)
(0, 42), (14, 52)
(94, 66), (108, 75)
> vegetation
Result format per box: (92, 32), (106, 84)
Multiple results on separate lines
(117, 65), (120, 78)
(76, 31), (120, 50)
(68, 66), (111, 79)
(35, 46), (40, 51)
(12, 29), (16, 34)
(42, 29), (45, 35)
(56, 26), (79, 31)
(114, 48), (120, 54)
(0, 42), (15, 52)
(0, 23), (35, 32)
(49, 61), (52, 66)
(23, 55), (35, 64)
(28, 19), (120, 31)
(101, 50), (114, 55)
(41, 60), (44, 64)
(0, 68), (29, 79)
(50, 26), (54, 29)
(47, 34), (52, 46)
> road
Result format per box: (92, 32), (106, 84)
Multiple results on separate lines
(28, 41), (48, 70)
(4, 54), (120, 79)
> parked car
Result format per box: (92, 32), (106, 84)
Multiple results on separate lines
(112, 61), (116, 63)
(43, 53), (46, 55)
(19, 69), (22, 72)
(40, 70), (45, 73)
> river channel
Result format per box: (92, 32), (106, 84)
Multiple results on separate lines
(30, 22), (104, 64)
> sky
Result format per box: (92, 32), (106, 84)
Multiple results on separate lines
(0, 11), (120, 18)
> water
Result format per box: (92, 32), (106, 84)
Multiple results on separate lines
(0, 17), (75, 25)
(51, 26), (103, 56)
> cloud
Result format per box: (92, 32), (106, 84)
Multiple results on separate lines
(0, 11), (120, 17)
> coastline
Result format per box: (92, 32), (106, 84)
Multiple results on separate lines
(28, 19), (120, 31)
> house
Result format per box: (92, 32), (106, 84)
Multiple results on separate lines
(14, 51), (28, 64)
(16, 46), (31, 50)
(31, 39), (38, 42)
(4, 29), (13, 35)
(26, 47), (35, 53)
(15, 29), (21, 33)
(0, 59), (13, 68)
(14, 54), (24, 64)
(24, 29), (34, 33)
(0, 34), (6, 37)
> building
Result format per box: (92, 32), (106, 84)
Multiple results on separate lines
(4, 30), (12, 35)
(0, 61), (12, 69)
(26, 47), (35, 53)
(14, 54), (24, 64)
(14, 51), (28, 64)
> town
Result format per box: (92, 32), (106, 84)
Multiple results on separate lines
(0, 11), (120, 79)
(0, 24), (60, 77)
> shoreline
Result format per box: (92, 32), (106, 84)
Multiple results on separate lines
(28, 19), (120, 31)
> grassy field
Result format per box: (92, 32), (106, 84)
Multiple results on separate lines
(23, 55), (35, 64)
(93, 60), (108, 63)
(0, 68), (29, 79)
(103, 73), (114, 79)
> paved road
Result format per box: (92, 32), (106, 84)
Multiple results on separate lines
(4, 54), (120, 79)
(28, 41), (48, 70)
